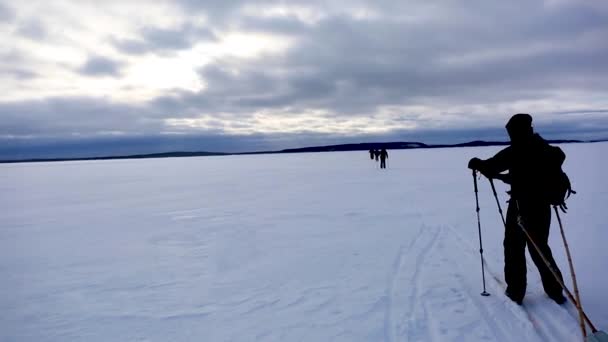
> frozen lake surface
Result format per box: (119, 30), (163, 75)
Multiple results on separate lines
(1, 142), (607, 341)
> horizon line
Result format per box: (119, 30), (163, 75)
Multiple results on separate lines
(2, 138), (603, 164)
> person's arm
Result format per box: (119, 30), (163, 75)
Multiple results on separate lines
(468, 147), (511, 178)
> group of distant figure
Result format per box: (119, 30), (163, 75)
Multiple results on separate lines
(368, 148), (389, 168)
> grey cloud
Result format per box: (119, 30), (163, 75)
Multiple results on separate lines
(0, 97), (158, 137)
(2, 68), (37, 80)
(329, 117), (608, 145)
(116, 0), (608, 120)
(4, 92), (606, 142)
(173, 0), (256, 17)
(533, 119), (608, 142)
(34, 0), (608, 113)
(0, 2), (14, 22)
(182, 0), (608, 116)
(78, 56), (123, 76)
(17, 20), (46, 40)
(3, 117), (608, 161)
(2, 0), (608, 159)
(114, 23), (215, 55)
(551, 109), (608, 116)
(0, 50), (38, 79)
(237, 15), (313, 35)
(199, 64), (278, 97)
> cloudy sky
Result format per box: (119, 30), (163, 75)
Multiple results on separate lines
(1, 0), (607, 159)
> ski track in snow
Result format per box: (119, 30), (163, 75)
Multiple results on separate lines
(385, 224), (430, 342)
(446, 224), (581, 342)
(399, 226), (516, 342)
(381, 223), (584, 342)
(403, 226), (441, 342)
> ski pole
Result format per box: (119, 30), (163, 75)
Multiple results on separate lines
(489, 179), (506, 227)
(554, 206), (587, 338)
(514, 200), (598, 333)
(473, 170), (490, 296)
(489, 179), (589, 338)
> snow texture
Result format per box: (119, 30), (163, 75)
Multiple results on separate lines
(1, 142), (607, 341)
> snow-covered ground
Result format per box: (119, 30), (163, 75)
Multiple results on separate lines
(1, 142), (607, 341)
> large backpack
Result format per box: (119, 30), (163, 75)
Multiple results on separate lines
(545, 148), (576, 212)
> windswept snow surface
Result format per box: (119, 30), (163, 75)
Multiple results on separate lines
(1, 142), (607, 341)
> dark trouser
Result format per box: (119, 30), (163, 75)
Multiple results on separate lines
(504, 199), (563, 300)
(380, 158), (386, 168)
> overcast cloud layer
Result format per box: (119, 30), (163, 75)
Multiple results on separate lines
(1, 0), (608, 159)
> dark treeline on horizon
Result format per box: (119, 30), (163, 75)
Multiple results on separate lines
(0, 138), (598, 164)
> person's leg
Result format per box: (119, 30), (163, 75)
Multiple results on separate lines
(523, 203), (565, 302)
(504, 200), (527, 303)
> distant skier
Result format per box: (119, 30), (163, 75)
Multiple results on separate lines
(369, 149), (374, 160)
(380, 149), (388, 169)
(374, 149), (380, 161)
(468, 113), (566, 305)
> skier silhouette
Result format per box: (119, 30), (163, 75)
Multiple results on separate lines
(468, 113), (566, 305)
(380, 149), (388, 169)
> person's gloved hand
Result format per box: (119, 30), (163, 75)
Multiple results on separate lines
(468, 157), (482, 170)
